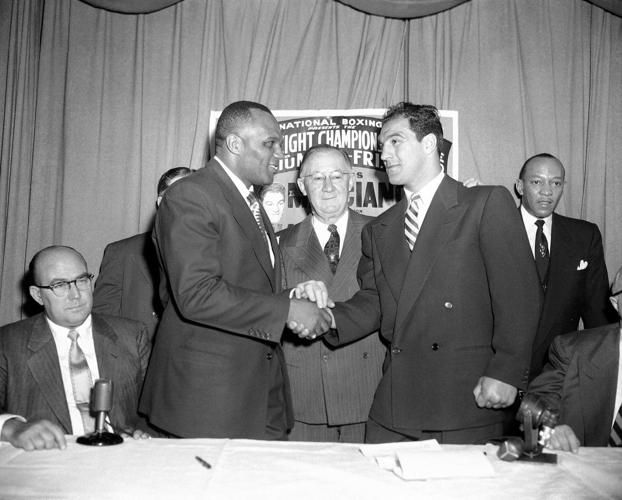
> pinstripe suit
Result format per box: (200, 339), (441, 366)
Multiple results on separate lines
(280, 210), (386, 442)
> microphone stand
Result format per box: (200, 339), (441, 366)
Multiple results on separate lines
(77, 379), (123, 446)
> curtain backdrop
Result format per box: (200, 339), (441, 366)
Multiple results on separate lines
(1, 0), (621, 323)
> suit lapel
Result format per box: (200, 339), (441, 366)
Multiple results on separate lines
(211, 165), (276, 290)
(26, 315), (72, 433)
(284, 216), (334, 286)
(92, 315), (120, 380)
(394, 177), (462, 335)
(331, 210), (365, 290)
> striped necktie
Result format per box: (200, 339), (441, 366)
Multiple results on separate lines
(247, 192), (269, 246)
(609, 403), (622, 446)
(68, 330), (95, 434)
(405, 194), (421, 251)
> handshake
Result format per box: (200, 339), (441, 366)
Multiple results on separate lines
(286, 280), (335, 339)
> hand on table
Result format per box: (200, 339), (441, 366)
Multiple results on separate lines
(545, 424), (580, 454)
(119, 428), (151, 440)
(1, 418), (66, 451)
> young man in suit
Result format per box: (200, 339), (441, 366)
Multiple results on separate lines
(515, 153), (615, 380)
(139, 101), (331, 440)
(0, 245), (150, 450)
(280, 145), (385, 443)
(527, 265), (622, 452)
(93, 167), (193, 341)
(293, 103), (541, 444)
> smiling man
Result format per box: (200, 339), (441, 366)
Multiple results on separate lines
(515, 153), (616, 379)
(296, 103), (542, 444)
(0, 245), (150, 450)
(139, 101), (331, 439)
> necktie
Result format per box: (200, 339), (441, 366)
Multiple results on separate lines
(68, 330), (94, 434)
(534, 219), (550, 288)
(405, 194), (421, 251)
(324, 224), (340, 274)
(609, 404), (622, 446)
(247, 192), (269, 246)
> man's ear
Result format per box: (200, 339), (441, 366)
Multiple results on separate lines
(515, 179), (524, 197)
(29, 285), (44, 306)
(297, 178), (308, 197)
(422, 133), (437, 156)
(225, 134), (242, 155)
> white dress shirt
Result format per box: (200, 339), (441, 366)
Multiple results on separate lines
(403, 170), (445, 229)
(520, 206), (553, 258)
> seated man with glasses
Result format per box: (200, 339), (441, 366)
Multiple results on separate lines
(0, 245), (151, 450)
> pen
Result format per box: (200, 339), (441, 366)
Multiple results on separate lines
(195, 455), (212, 469)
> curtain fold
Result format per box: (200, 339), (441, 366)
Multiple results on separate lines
(1, 0), (621, 323)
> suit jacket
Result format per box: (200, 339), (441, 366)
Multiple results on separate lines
(327, 176), (541, 434)
(527, 323), (620, 446)
(529, 213), (615, 379)
(93, 232), (161, 341)
(139, 159), (292, 439)
(0, 313), (150, 434)
(280, 210), (386, 425)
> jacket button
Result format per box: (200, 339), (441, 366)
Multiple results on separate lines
(391, 347), (402, 354)
(264, 332), (271, 340)
(444, 302), (453, 309)
(266, 352), (273, 360)
(432, 343), (439, 351)
(362, 352), (369, 359)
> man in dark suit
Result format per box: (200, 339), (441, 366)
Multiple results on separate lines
(93, 167), (193, 341)
(294, 103), (541, 444)
(139, 101), (331, 440)
(515, 153), (615, 380)
(280, 145), (385, 443)
(527, 265), (622, 452)
(0, 246), (150, 451)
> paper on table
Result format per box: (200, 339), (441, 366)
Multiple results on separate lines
(394, 448), (496, 480)
(358, 439), (443, 471)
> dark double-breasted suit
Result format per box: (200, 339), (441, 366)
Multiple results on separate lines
(529, 213), (615, 379)
(0, 313), (150, 434)
(93, 232), (161, 341)
(280, 210), (385, 430)
(528, 323), (620, 446)
(139, 160), (293, 439)
(327, 176), (541, 437)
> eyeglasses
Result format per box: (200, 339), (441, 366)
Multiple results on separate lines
(301, 171), (350, 185)
(35, 274), (94, 297)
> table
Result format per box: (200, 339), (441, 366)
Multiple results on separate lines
(1, 438), (620, 499)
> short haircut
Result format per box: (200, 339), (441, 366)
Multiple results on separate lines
(259, 182), (286, 201)
(298, 144), (352, 177)
(157, 167), (193, 197)
(29, 245), (86, 285)
(214, 100), (274, 150)
(383, 103), (444, 154)
(518, 153), (563, 180)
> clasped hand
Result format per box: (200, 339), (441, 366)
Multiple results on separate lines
(473, 376), (517, 409)
(287, 280), (334, 339)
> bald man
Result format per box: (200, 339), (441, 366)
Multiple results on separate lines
(0, 245), (150, 450)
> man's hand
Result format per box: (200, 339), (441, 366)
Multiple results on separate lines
(292, 280), (334, 309)
(473, 376), (517, 409)
(287, 298), (332, 339)
(119, 428), (151, 440)
(1, 418), (66, 451)
(463, 177), (482, 188)
(546, 424), (580, 453)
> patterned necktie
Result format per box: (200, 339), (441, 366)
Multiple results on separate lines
(324, 224), (340, 274)
(247, 192), (269, 246)
(609, 404), (622, 446)
(68, 330), (94, 434)
(534, 219), (550, 288)
(405, 194), (421, 251)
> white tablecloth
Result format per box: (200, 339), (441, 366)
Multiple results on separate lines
(0, 438), (621, 499)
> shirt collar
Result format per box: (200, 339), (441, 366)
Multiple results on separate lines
(403, 170), (445, 206)
(46, 314), (93, 344)
(214, 155), (253, 201)
(312, 210), (349, 236)
(520, 205), (552, 227)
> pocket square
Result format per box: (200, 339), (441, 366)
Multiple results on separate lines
(577, 260), (588, 270)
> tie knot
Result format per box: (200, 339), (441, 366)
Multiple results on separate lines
(68, 329), (79, 341)
(535, 219), (545, 229)
(328, 224), (338, 235)
(410, 193), (421, 205)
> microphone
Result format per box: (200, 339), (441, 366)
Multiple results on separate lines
(77, 379), (124, 446)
